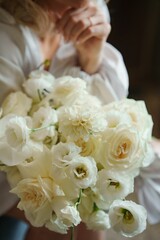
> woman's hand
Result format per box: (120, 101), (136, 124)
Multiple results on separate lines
(56, 2), (111, 74)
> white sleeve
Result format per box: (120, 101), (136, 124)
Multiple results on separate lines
(135, 152), (160, 225)
(0, 25), (26, 103)
(50, 42), (129, 104)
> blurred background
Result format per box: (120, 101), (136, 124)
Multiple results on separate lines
(107, 0), (160, 138)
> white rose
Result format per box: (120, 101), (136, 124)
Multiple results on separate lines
(65, 156), (97, 189)
(121, 99), (153, 140)
(58, 105), (107, 141)
(108, 200), (147, 237)
(31, 106), (58, 141)
(93, 169), (134, 208)
(52, 197), (81, 227)
(11, 176), (62, 227)
(105, 99), (153, 141)
(86, 210), (110, 230)
(23, 70), (55, 102)
(103, 109), (132, 129)
(99, 124), (146, 173)
(1, 91), (32, 116)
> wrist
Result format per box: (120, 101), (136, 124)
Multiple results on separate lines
(76, 43), (104, 74)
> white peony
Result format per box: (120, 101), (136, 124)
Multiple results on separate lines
(65, 155), (97, 189)
(108, 200), (147, 237)
(1, 91), (32, 116)
(23, 70), (55, 103)
(58, 105), (107, 141)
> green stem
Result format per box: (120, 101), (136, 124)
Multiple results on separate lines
(30, 123), (54, 133)
(36, 59), (51, 70)
(70, 226), (75, 240)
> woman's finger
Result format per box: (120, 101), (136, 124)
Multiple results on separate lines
(69, 15), (106, 42)
(76, 22), (111, 44)
(57, 3), (103, 40)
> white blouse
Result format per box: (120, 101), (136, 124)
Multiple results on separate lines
(0, 7), (129, 215)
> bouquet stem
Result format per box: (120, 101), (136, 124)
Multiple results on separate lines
(70, 226), (75, 240)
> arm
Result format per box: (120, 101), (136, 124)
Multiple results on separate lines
(56, 2), (111, 74)
(50, 41), (129, 104)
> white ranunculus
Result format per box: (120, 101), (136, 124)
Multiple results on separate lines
(93, 169), (134, 208)
(23, 70), (55, 103)
(46, 214), (68, 234)
(52, 197), (81, 227)
(58, 105), (107, 141)
(1, 91), (32, 117)
(86, 210), (110, 230)
(108, 200), (147, 237)
(65, 156), (97, 189)
(31, 106), (58, 141)
(11, 176), (62, 227)
(99, 124), (146, 173)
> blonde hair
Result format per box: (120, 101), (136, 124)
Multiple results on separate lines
(0, 0), (55, 37)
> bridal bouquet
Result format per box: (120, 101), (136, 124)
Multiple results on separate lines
(0, 70), (154, 238)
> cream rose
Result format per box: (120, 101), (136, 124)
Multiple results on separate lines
(11, 176), (63, 227)
(99, 124), (146, 173)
